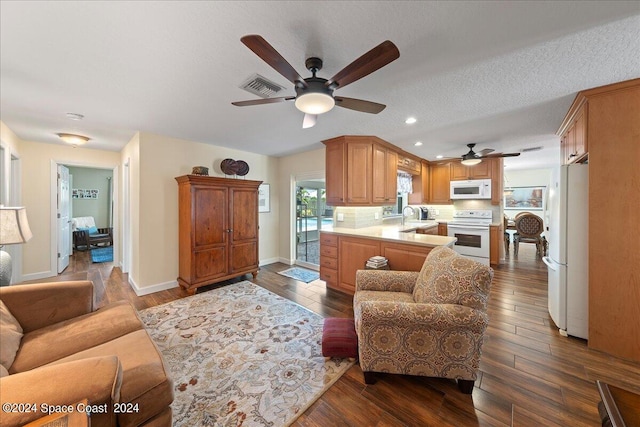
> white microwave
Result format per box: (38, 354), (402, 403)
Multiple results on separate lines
(450, 179), (492, 200)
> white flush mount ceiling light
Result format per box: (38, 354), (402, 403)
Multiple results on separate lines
(294, 92), (335, 115)
(461, 158), (482, 166)
(436, 155), (443, 159)
(414, 141), (423, 146)
(57, 133), (90, 146)
(405, 117), (417, 124)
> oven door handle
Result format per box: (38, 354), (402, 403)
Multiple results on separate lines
(447, 224), (490, 230)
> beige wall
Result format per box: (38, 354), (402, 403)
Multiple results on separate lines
(276, 147), (326, 263)
(0, 121), (22, 205)
(4, 118), (329, 293)
(131, 132), (279, 292)
(18, 140), (120, 280)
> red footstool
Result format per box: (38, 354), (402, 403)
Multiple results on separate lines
(322, 317), (358, 358)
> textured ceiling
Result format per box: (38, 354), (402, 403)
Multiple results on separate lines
(1, 1), (639, 170)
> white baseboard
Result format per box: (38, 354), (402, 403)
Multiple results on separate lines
(20, 270), (56, 283)
(259, 257), (280, 266)
(278, 257), (294, 265)
(128, 276), (179, 296)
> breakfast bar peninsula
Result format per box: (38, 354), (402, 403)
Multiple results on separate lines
(319, 222), (456, 294)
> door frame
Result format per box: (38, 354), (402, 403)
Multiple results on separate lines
(49, 160), (119, 276)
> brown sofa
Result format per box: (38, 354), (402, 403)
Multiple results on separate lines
(0, 281), (173, 426)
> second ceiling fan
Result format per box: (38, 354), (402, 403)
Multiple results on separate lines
(232, 35), (400, 128)
(441, 143), (521, 165)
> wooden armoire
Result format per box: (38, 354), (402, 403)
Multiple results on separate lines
(175, 175), (262, 295)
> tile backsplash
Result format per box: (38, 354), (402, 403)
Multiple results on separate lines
(333, 206), (383, 228)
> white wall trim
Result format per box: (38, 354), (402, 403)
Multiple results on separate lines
(259, 257), (280, 266)
(21, 270), (56, 282)
(128, 276), (178, 296)
(278, 256), (294, 265)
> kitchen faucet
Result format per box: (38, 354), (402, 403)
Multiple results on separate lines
(402, 206), (415, 227)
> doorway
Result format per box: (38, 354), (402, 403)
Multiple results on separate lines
(50, 160), (118, 278)
(294, 179), (332, 269)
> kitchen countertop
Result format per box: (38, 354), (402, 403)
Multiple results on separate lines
(321, 220), (456, 248)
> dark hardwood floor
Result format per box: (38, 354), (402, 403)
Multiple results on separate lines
(45, 245), (640, 426)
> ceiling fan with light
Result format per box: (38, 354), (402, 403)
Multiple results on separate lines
(442, 143), (521, 165)
(232, 35), (400, 128)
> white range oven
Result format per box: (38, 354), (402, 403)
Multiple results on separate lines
(447, 209), (492, 265)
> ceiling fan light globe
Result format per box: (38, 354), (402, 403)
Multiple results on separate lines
(461, 158), (482, 166)
(295, 93), (335, 115)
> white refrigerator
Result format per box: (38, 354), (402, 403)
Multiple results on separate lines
(542, 164), (589, 339)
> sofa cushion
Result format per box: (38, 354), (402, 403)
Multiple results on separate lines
(47, 329), (174, 427)
(413, 246), (493, 310)
(0, 364), (8, 377)
(10, 301), (142, 373)
(0, 299), (23, 370)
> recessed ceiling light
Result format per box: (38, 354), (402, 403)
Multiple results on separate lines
(414, 141), (423, 146)
(405, 117), (417, 124)
(436, 155), (443, 159)
(65, 113), (84, 121)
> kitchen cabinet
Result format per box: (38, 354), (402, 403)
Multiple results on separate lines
(323, 135), (397, 206)
(489, 225), (501, 266)
(338, 236), (380, 294)
(416, 225), (438, 235)
(319, 232), (339, 289)
(450, 161), (492, 180)
(381, 242), (433, 271)
(397, 153), (421, 175)
(438, 222), (448, 236)
(372, 143), (398, 204)
(175, 175), (261, 295)
(559, 102), (588, 164)
(429, 163), (451, 204)
(409, 161), (430, 204)
(564, 78), (640, 362)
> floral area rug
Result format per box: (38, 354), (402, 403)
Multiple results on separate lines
(139, 281), (354, 426)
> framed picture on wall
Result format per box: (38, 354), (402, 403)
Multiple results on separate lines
(504, 186), (545, 210)
(258, 183), (270, 213)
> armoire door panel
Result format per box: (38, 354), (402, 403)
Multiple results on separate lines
(194, 247), (228, 280)
(193, 186), (228, 247)
(230, 188), (258, 242)
(230, 241), (258, 273)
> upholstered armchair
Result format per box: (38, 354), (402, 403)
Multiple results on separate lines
(353, 246), (494, 394)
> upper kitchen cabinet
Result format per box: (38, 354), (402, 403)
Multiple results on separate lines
(409, 161), (430, 204)
(372, 143), (398, 204)
(429, 162), (451, 204)
(323, 135), (397, 206)
(558, 100), (588, 164)
(450, 161), (492, 180)
(397, 153), (421, 175)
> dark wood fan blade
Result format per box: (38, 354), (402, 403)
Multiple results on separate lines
(231, 96), (294, 107)
(482, 152), (521, 158)
(477, 148), (495, 155)
(241, 35), (307, 87)
(335, 96), (386, 114)
(326, 40), (399, 89)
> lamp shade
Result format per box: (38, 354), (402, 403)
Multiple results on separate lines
(295, 92), (335, 115)
(0, 207), (33, 245)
